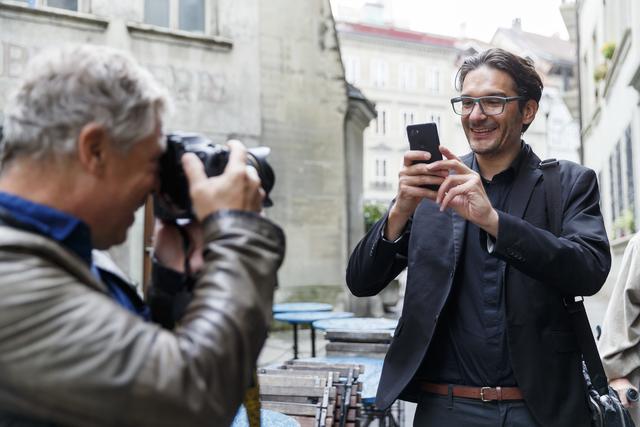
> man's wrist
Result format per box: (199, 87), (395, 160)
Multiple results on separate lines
(384, 204), (410, 241)
(480, 208), (500, 238)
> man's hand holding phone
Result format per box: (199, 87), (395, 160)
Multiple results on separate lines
(385, 123), (449, 240)
(385, 151), (448, 241)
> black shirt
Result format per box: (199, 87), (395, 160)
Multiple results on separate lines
(416, 147), (525, 387)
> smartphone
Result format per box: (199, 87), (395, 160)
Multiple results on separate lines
(407, 122), (442, 191)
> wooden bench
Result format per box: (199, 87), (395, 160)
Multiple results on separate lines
(258, 360), (364, 426)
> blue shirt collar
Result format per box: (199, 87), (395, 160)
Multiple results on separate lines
(0, 192), (93, 265)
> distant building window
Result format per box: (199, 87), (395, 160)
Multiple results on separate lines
(625, 126), (635, 219)
(145, 0), (170, 27)
(375, 158), (387, 178)
(609, 125), (636, 238)
(426, 68), (440, 94)
(145, 0), (207, 33)
(399, 63), (416, 90)
(179, 0), (204, 32)
(15, 0), (80, 10)
(344, 56), (361, 85)
(47, 0), (77, 10)
(428, 113), (441, 130)
(375, 109), (387, 135)
(371, 59), (389, 88)
(401, 111), (415, 135)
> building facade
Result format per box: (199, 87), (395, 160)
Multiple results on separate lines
(489, 20), (580, 163)
(0, 0), (367, 300)
(575, 0), (639, 317)
(336, 20), (463, 205)
(333, 2), (580, 209)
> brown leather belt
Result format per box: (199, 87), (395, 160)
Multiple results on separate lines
(420, 382), (524, 402)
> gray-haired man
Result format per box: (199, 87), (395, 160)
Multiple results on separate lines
(0, 45), (284, 426)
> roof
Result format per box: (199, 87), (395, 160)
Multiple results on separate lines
(347, 83), (376, 115)
(336, 21), (457, 49)
(491, 28), (575, 65)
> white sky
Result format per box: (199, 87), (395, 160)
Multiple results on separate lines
(386, 0), (570, 41)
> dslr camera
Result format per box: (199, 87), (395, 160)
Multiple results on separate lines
(154, 132), (275, 221)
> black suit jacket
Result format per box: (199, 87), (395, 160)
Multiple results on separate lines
(346, 144), (611, 427)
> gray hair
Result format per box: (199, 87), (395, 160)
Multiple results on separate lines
(1, 44), (171, 164)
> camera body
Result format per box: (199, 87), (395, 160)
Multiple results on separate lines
(155, 132), (274, 221)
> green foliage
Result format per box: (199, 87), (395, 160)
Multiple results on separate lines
(363, 202), (387, 232)
(601, 42), (616, 61)
(593, 63), (608, 82)
(614, 209), (636, 238)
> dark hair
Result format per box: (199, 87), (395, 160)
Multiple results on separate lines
(456, 48), (543, 133)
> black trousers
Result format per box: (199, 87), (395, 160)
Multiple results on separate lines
(414, 393), (540, 427)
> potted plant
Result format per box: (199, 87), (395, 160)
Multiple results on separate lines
(601, 42), (616, 61)
(594, 63), (608, 82)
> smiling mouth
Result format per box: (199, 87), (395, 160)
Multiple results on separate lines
(470, 127), (497, 136)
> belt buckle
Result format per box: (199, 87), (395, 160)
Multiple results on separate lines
(480, 387), (493, 402)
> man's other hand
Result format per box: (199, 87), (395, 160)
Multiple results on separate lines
(153, 220), (204, 273)
(182, 140), (264, 221)
(428, 146), (499, 237)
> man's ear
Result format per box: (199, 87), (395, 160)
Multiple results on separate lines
(77, 123), (109, 175)
(522, 99), (538, 126)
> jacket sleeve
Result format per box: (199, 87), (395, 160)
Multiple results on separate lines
(489, 167), (610, 296)
(0, 210), (285, 427)
(599, 235), (640, 380)
(346, 211), (410, 297)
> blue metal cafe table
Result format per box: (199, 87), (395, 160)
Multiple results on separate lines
(312, 317), (398, 332)
(272, 302), (333, 314)
(273, 311), (354, 359)
(232, 406), (299, 427)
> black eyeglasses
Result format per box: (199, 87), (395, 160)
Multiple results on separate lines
(450, 96), (525, 116)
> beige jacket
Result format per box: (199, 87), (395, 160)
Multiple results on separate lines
(599, 232), (640, 424)
(0, 211), (285, 427)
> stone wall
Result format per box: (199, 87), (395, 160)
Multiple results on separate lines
(0, 0), (355, 300)
(259, 0), (350, 298)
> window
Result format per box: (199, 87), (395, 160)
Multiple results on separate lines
(426, 68), (440, 94)
(609, 125), (636, 238)
(344, 56), (361, 85)
(144, 0), (206, 33)
(398, 63), (416, 90)
(370, 59), (389, 88)
(428, 113), (441, 130)
(15, 0), (80, 10)
(375, 158), (387, 179)
(625, 126), (635, 219)
(400, 111), (415, 136)
(47, 0), (77, 10)
(145, 0), (170, 27)
(375, 109), (387, 135)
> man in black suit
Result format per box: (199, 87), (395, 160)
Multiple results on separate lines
(347, 48), (610, 426)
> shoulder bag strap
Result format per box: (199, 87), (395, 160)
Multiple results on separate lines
(539, 158), (609, 395)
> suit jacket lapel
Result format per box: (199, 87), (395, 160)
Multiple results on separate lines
(507, 144), (543, 219)
(451, 153), (474, 269)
